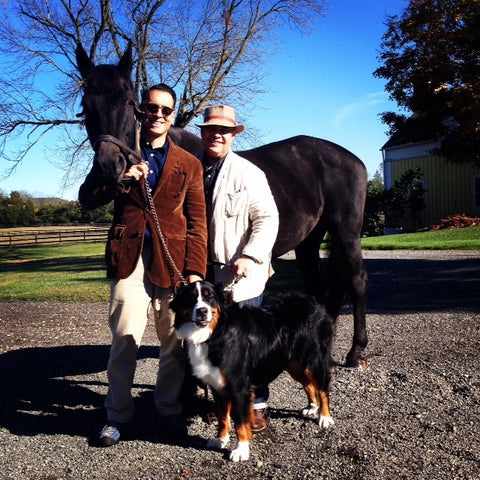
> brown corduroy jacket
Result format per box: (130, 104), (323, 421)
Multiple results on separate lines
(79, 141), (207, 288)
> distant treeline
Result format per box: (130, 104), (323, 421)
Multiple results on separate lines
(0, 191), (113, 227)
(3, 171), (420, 237)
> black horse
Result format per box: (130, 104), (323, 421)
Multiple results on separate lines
(76, 44), (368, 368)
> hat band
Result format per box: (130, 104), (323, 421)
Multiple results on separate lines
(205, 114), (237, 126)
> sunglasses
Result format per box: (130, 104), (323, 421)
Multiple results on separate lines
(142, 103), (175, 116)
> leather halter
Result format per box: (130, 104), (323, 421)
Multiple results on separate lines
(94, 133), (142, 165)
(93, 114), (142, 191)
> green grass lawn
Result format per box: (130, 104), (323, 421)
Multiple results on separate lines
(361, 226), (480, 250)
(0, 244), (108, 301)
(1, 227), (479, 301)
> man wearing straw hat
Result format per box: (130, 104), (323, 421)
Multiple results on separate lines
(197, 105), (279, 432)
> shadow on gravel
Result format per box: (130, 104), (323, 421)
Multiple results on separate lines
(0, 344), (110, 438)
(271, 256), (480, 314)
(364, 256), (480, 313)
(0, 343), (216, 449)
(0, 346), (163, 438)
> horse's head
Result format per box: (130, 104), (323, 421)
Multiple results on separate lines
(76, 43), (140, 187)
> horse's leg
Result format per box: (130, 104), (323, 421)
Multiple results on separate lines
(327, 233), (368, 369)
(294, 223), (328, 302)
(295, 220), (368, 368)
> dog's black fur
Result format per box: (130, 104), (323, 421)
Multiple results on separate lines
(171, 281), (334, 461)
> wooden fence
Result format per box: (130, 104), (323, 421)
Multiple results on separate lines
(0, 227), (109, 248)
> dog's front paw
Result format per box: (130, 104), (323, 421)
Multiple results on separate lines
(229, 441), (250, 462)
(319, 415), (334, 429)
(301, 403), (319, 418)
(207, 435), (230, 450)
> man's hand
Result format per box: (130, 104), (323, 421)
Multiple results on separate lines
(232, 256), (256, 278)
(124, 162), (149, 181)
(186, 274), (203, 284)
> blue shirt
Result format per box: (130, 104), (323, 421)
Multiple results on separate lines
(141, 140), (170, 193)
(141, 140), (170, 242)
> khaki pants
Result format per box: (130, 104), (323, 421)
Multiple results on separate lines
(104, 246), (185, 423)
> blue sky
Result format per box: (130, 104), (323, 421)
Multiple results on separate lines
(0, 0), (406, 201)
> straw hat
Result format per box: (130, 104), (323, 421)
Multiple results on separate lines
(196, 105), (245, 133)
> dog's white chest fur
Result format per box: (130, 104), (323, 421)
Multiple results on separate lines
(187, 342), (226, 393)
(177, 322), (226, 393)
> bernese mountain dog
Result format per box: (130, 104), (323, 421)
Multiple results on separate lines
(170, 281), (334, 462)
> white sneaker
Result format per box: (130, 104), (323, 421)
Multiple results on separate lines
(98, 423), (123, 447)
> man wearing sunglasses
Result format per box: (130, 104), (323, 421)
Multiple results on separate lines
(85, 84), (208, 447)
(198, 105), (279, 433)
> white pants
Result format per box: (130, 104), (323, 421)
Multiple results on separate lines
(104, 246), (185, 423)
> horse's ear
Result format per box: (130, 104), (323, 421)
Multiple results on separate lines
(118, 42), (133, 78)
(76, 43), (94, 80)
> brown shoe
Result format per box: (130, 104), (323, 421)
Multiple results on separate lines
(251, 407), (268, 432)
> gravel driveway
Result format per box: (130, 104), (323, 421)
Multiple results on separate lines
(0, 250), (479, 479)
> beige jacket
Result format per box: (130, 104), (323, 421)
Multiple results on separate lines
(208, 150), (279, 302)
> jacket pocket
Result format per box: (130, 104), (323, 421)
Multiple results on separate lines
(166, 169), (187, 200)
(225, 188), (247, 217)
(105, 225), (125, 275)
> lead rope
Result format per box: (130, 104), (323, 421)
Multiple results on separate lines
(144, 177), (187, 289)
(125, 116), (188, 290)
(134, 115), (187, 289)
(95, 112), (187, 290)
